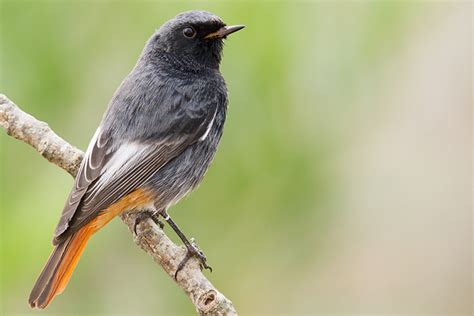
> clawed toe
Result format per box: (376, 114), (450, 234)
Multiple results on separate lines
(156, 211), (213, 279)
(174, 242), (212, 279)
(151, 213), (165, 229)
(133, 212), (148, 235)
(133, 211), (164, 235)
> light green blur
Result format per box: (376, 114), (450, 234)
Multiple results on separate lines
(1, 1), (471, 315)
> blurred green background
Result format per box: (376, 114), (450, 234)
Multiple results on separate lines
(0, 1), (471, 315)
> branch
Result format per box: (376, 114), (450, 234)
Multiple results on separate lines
(0, 94), (237, 316)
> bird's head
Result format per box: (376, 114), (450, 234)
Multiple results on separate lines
(145, 10), (244, 70)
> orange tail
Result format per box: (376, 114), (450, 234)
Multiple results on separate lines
(29, 189), (153, 308)
(28, 224), (94, 309)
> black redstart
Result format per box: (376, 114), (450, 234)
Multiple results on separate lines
(28, 10), (244, 308)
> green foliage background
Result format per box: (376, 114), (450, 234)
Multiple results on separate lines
(1, 1), (471, 315)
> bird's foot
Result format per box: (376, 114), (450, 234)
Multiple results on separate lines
(133, 210), (164, 235)
(174, 238), (212, 279)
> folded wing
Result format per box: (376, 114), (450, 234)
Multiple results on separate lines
(53, 100), (218, 245)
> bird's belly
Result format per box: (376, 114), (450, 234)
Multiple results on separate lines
(144, 129), (220, 210)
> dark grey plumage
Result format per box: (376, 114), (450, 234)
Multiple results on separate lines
(52, 10), (230, 243)
(29, 10), (243, 309)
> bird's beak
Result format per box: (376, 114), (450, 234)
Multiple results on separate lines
(204, 25), (245, 40)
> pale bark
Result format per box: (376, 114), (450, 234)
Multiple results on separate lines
(0, 93), (237, 316)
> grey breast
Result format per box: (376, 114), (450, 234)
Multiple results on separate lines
(145, 73), (228, 209)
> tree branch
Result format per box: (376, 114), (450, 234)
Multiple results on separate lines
(0, 94), (237, 316)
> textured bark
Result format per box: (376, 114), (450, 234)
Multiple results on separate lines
(0, 94), (237, 316)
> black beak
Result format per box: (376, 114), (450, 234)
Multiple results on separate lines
(204, 25), (245, 40)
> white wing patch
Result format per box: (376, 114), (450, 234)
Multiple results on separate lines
(83, 128), (101, 183)
(199, 109), (217, 141)
(88, 142), (148, 194)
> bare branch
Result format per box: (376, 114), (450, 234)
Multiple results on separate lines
(0, 93), (237, 316)
(0, 94), (83, 177)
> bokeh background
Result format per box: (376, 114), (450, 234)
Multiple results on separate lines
(0, 1), (472, 315)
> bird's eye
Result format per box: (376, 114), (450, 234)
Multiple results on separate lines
(183, 27), (196, 38)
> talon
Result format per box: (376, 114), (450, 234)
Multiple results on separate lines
(151, 213), (165, 229)
(133, 212), (148, 235)
(201, 261), (213, 273)
(174, 250), (192, 280)
(133, 211), (164, 235)
(174, 243), (212, 280)
(160, 213), (213, 279)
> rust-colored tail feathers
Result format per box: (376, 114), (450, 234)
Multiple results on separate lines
(28, 225), (93, 309)
(29, 189), (152, 308)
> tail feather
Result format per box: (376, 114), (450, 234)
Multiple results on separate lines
(28, 189), (149, 308)
(29, 226), (93, 309)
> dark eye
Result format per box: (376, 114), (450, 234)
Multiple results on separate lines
(183, 27), (196, 38)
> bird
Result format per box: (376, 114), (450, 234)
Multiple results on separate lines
(28, 10), (244, 309)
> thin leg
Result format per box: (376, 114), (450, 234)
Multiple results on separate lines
(159, 210), (212, 279)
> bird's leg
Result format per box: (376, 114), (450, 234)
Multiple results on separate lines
(158, 210), (212, 279)
(133, 208), (164, 235)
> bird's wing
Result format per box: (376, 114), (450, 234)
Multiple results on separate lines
(53, 100), (218, 245)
